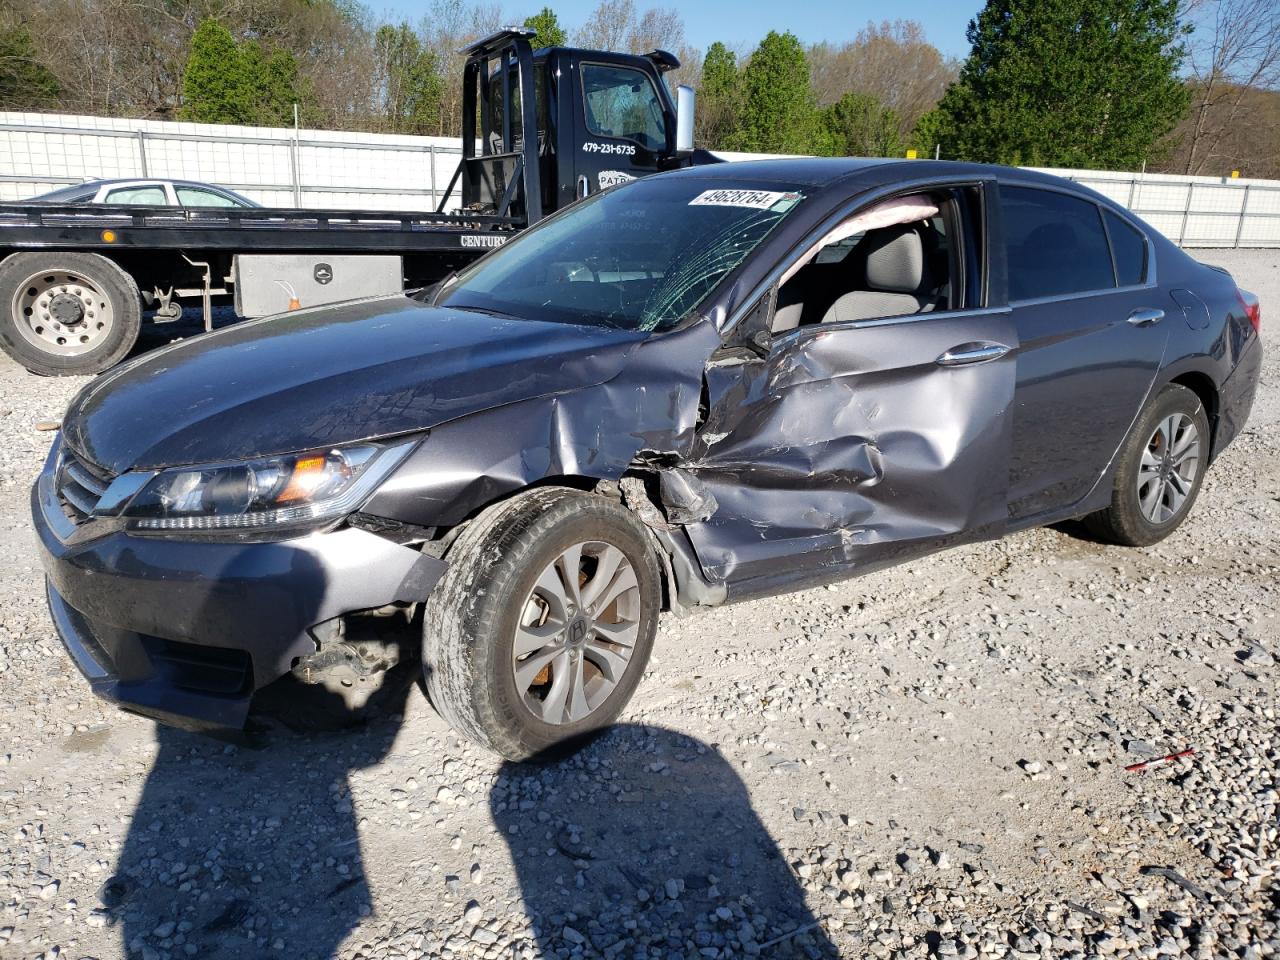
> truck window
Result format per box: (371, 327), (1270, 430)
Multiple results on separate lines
(581, 63), (666, 152)
(103, 185), (167, 205)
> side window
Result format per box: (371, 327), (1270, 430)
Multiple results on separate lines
(103, 185), (168, 205)
(1103, 209), (1147, 286)
(581, 63), (666, 151)
(1000, 185), (1114, 300)
(176, 187), (240, 208)
(773, 191), (959, 333)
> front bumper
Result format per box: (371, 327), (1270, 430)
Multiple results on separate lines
(32, 441), (446, 730)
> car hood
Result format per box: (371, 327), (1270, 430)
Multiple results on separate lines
(62, 296), (647, 473)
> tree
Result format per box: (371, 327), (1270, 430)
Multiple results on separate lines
(374, 23), (444, 132)
(808, 21), (958, 143)
(697, 41), (740, 147)
(0, 19), (60, 107)
(1173, 0), (1280, 175)
(728, 31), (821, 154)
(181, 19), (257, 123)
(908, 108), (947, 159)
(523, 8), (568, 49)
(932, 0), (1190, 169)
(181, 18), (304, 126)
(820, 92), (902, 157)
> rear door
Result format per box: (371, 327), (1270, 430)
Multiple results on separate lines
(570, 60), (670, 196)
(999, 184), (1170, 521)
(681, 183), (1019, 594)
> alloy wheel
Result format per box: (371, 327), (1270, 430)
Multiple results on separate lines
(1136, 413), (1201, 524)
(511, 540), (641, 725)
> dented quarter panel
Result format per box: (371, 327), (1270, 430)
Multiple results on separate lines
(680, 310), (1019, 596)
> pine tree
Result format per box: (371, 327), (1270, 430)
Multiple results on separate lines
(728, 31), (821, 154)
(698, 41), (740, 148)
(181, 19), (257, 123)
(0, 23), (60, 107)
(933, 0), (1189, 168)
(522, 8), (568, 49)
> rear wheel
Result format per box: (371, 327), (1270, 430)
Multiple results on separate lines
(0, 252), (141, 376)
(1085, 383), (1210, 546)
(423, 487), (661, 760)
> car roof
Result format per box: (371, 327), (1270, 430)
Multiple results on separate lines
(669, 156), (1095, 195)
(25, 177), (259, 205)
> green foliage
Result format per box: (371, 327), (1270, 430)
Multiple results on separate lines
(933, 0), (1190, 169)
(697, 41), (740, 147)
(820, 92), (902, 157)
(0, 21), (60, 105)
(728, 31), (821, 154)
(375, 23), (444, 132)
(180, 18), (304, 125)
(522, 8), (568, 49)
(908, 108), (947, 159)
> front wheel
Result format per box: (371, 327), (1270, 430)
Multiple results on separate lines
(423, 487), (661, 760)
(1085, 383), (1210, 546)
(0, 252), (142, 376)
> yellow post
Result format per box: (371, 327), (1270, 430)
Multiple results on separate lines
(906, 149), (918, 159)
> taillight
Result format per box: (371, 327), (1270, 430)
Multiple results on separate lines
(1237, 289), (1260, 335)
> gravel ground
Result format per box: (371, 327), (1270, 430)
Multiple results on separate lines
(0, 250), (1276, 960)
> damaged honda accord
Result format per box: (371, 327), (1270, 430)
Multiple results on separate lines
(33, 159), (1262, 759)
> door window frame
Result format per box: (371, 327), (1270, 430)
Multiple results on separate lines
(98, 181), (175, 206)
(577, 59), (670, 155)
(998, 181), (1158, 307)
(721, 177), (1001, 348)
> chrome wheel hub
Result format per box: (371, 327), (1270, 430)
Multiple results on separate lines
(511, 541), (640, 725)
(1136, 413), (1201, 524)
(11, 270), (115, 356)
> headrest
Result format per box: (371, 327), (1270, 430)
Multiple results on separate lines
(864, 225), (925, 293)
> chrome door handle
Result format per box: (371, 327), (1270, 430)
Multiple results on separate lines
(1127, 307), (1164, 327)
(936, 341), (1012, 366)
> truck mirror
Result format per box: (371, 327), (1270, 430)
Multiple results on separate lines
(675, 85), (695, 156)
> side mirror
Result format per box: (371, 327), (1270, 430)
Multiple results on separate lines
(675, 85), (695, 156)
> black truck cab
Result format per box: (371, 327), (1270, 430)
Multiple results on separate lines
(450, 28), (696, 223)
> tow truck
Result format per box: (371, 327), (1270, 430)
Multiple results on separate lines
(0, 28), (701, 375)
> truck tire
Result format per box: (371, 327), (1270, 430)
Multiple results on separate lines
(0, 252), (142, 376)
(423, 487), (661, 760)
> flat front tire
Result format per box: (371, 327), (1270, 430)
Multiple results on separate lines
(1085, 383), (1210, 546)
(422, 487), (661, 760)
(0, 252), (141, 376)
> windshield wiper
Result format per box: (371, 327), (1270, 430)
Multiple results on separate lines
(450, 304), (522, 320)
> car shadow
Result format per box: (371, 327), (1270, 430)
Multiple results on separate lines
(101, 676), (411, 960)
(490, 724), (838, 958)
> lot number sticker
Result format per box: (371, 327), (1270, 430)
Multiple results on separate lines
(689, 189), (800, 210)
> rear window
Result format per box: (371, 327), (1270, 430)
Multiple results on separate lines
(1001, 185), (1114, 300)
(1104, 209), (1147, 286)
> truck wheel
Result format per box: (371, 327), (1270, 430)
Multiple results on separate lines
(423, 487), (661, 760)
(0, 252), (142, 376)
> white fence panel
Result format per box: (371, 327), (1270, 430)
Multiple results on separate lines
(1, 112), (1278, 245)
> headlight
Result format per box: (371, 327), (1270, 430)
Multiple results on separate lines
(111, 440), (415, 532)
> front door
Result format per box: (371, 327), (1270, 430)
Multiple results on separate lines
(570, 60), (669, 196)
(681, 307), (1018, 595)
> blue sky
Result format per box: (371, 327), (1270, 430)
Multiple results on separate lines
(377, 0), (982, 60)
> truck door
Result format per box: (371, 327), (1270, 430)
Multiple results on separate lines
(569, 59), (673, 195)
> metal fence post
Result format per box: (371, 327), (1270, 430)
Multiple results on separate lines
(1233, 184), (1251, 249)
(429, 143), (436, 202)
(1126, 176), (1136, 209)
(136, 130), (148, 177)
(291, 104), (302, 207)
(1178, 183), (1193, 246)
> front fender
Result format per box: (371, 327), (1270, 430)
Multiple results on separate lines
(360, 320), (720, 527)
